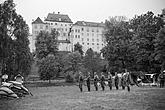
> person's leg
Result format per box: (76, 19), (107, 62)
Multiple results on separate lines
(115, 83), (118, 90)
(80, 87), (82, 92)
(162, 80), (164, 88)
(127, 85), (130, 92)
(79, 84), (82, 92)
(87, 85), (90, 92)
(110, 85), (112, 90)
(122, 86), (125, 90)
(102, 85), (105, 91)
(96, 85), (98, 91)
(160, 80), (162, 88)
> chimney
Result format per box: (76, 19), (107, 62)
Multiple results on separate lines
(53, 12), (55, 14)
(58, 12), (60, 14)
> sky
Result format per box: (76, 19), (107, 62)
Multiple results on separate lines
(1, 0), (164, 34)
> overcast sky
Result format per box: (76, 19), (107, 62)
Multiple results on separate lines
(6, 0), (165, 33)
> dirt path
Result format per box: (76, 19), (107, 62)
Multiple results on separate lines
(0, 86), (165, 110)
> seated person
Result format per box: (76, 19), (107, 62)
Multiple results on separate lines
(14, 74), (24, 84)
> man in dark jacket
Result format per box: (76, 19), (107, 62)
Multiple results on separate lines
(100, 72), (105, 91)
(86, 72), (91, 92)
(114, 72), (119, 90)
(79, 72), (84, 92)
(107, 72), (113, 90)
(159, 71), (165, 88)
(124, 69), (131, 92)
(93, 72), (99, 91)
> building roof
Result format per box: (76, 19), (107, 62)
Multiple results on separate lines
(32, 17), (45, 24)
(45, 12), (73, 23)
(74, 21), (105, 27)
(57, 39), (70, 43)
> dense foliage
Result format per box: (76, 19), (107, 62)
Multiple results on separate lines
(62, 51), (82, 82)
(38, 55), (59, 83)
(102, 12), (164, 73)
(35, 30), (59, 81)
(74, 42), (84, 56)
(83, 48), (105, 77)
(35, 30), (59, 60)
(0, 0), (33, 79)
(155, 27), (165, 71)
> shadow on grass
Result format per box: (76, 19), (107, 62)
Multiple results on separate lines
(24, 80), (77, 87)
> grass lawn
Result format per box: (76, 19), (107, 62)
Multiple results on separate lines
(0, 85), (165, 110)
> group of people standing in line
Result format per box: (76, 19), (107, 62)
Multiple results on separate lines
(78, 69), (131, 93)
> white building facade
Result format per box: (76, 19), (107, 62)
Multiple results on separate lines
(31, 12), (73, 52)
(71, 21), (106, 53)
(30, 17), (50, 52)
(30, 13), (106, 53)
(44, 12), (73, 51)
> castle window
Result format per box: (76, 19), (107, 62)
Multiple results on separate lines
(34, 25), (37, 29)
(40, 25), (43, 29)
(87, 28), (89, 32)
(82, 28), (84, 31)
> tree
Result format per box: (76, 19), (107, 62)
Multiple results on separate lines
(35, 29), (59, 81)
(74, 42), (84, 56)
(63, 51), (82, 82)
(130, 11), (163, 73)
(84, 48), (104, 77)
(0, 0), (32, 79)
(101, 18), (134, 72)
(38, 55), (59, 83)
(155, 27), (165, 71)
(35, 30), (59, 60)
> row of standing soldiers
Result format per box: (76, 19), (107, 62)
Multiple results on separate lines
(79, 71), (130, 92)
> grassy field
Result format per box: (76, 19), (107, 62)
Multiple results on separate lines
(0, 85), (165, 110)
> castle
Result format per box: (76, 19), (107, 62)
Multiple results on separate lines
(29, 12), (106, 53)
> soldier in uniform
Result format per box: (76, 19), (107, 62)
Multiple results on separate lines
(86, 72), (91, 92)
(79, 72), (84, 92)
(114, 72), (119, 90)
(107, 72), (113, 90)
(93, 72), (99, 91)
(121, 73), (126, 90)
(158, 70), (165, 88)
(124, 69), (130, 92)
(100, 72), (105, 91)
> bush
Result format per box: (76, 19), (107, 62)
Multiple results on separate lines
(65, 71), (74, 83)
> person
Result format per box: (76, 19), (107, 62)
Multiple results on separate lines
(121, 73), (126, 90)
(93, 72), (99, 91)
(14, 73), (24, 84)
(79, 72), (84, 92)
(100, 72), (105, 91)
(2, 73), (8, 82)
(86, 72), (91, 92)
(158, 70), (165, 88)
(124, 69), (130, 92)
(107, 72), (113, 90)
(114, 72), (119, 90)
